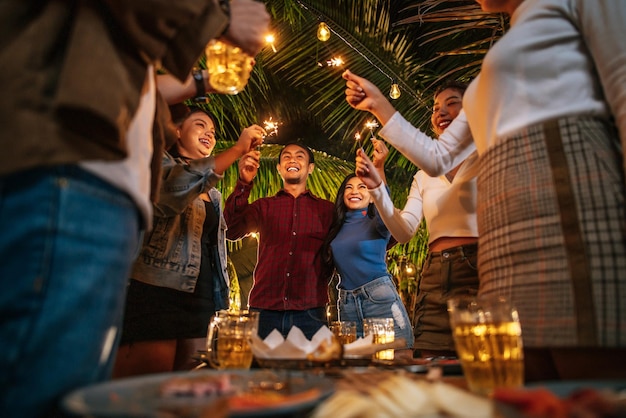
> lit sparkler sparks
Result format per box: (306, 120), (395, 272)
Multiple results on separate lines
(365, 120), (379, 139)
(326, 57), (344, 67)
(354, 132), (363, 149)
(263, 117), (280, 139)
(265, 34), (277, 53)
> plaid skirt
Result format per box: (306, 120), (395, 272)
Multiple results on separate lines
(476, 116), (626, 348)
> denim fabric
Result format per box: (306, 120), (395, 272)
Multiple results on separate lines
(252, 307), (327, 340)
(338, 275), (414, 348)
(131, 152), (229, 295)
(0, 166), (141, 417)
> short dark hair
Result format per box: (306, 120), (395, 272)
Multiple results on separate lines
(278, 141), (315, 164)
(433, 80), (468, 98)
(169, 104), (216, 127)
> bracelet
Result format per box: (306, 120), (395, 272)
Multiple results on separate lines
(192, 68), (208, 103)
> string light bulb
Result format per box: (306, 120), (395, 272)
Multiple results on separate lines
(389, 82), (401, 99)
(317, 22), (331, 42)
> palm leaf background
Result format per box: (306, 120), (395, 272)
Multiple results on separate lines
(199, 0), (507, 313)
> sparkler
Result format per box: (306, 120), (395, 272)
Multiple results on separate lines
(262, 117), (280, 139)
(354, 132), (363, 149)
(365, 120), (379, 140)
(265, 34), (277, 53)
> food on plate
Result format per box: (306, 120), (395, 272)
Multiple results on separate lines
(493, 387), (625, 418)
(430, 381), (493, 418)
(159, 373), (234, 397)
(306, 335), (343, 362)
(229, 388), (322, 410)
(311, 374), (493, 418)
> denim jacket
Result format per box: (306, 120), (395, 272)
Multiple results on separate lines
(131, 152), (229, 295)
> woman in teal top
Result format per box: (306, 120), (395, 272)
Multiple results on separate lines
(325, 150), (413, 347)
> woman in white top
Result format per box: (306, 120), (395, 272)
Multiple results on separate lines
(356, 81), (479, 358)
(344, 0), (626, 381)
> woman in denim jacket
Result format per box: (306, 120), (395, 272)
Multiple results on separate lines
(114, 106), (265, 376)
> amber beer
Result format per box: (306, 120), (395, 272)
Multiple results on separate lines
(452, 321), (524, 396)
(216, 336), (254, 369)
(364, 318), (395, 360)
(206, 310), (259, 370)
(205, 40), (253, 95)
(330, 321), (357, 345)
(448, 296), (524, 396)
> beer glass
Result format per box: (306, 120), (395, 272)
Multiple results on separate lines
(330, 320), (357, 345)
(205, 40), (253, 95)
(206, 310), (259, 369)
(447, 296), (524, 396)
(363, 318), (395, 360)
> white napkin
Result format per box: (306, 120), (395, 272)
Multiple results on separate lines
(250, 326), (335, 359)
(342, 334), (374, 357)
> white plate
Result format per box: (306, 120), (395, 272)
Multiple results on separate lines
(62, 369), (334, 417)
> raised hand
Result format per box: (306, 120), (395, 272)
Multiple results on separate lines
(371, 139), (389, 170)
(239, 150), (261, 184)
(236, 124), (266, 154)
(355, 148), (383, 189)
(221, 0), (271, 57)
(342, 70), (397, 125)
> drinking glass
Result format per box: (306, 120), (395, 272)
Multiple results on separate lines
(206, 310), (259, 369)
(205, 40), (253, 95)
(363, 318), (395, 360)
(330, 320), (357, 345)
(447, 296), (524, 396)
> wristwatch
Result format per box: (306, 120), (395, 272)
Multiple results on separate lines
(192, 68), (208, 103)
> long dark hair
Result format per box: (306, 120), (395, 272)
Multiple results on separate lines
(322, 173), (376, 264)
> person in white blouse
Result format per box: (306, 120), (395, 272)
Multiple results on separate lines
(345, 0), (626, 381)
(356, 81), (479, 358)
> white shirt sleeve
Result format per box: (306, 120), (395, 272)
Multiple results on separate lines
(379, 110), (476, 177)
(575, 0), (626, 157)
(369, 179), (423, 244)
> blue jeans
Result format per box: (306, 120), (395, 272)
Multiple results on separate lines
(338, 275), (414, 348)
(0, 166), (141, 417)
(251, 307), (327, 340)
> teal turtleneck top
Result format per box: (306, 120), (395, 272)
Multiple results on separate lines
(330, 207), (391, 290)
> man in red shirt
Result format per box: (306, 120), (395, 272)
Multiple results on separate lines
(225, 142), (334, 339)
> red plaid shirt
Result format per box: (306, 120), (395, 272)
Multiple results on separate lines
(225, 180), (334, 310)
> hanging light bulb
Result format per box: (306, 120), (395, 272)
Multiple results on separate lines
(389, 82), (401, 99)
(317, 22), (331, 42)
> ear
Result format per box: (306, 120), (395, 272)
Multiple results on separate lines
(307, 162), (315, 175)
(176, 127), (182, 139)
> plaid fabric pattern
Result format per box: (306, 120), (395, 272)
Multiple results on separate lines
(477, 117), (626, 348)
(225, 181), (334, 310)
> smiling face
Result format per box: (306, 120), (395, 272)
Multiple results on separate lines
(176, 111), (216, 159)
(431, 87), (464, 137)
(277, 143), (314, 185)
(343, 176), (372, 210)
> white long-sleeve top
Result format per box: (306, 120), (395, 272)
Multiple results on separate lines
(380, 0), (626, 176)
(369, 152), (479, 244)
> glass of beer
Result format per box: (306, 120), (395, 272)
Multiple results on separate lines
(204, 40), (254, 95)
(206, 310), (259, 369)
(330, 320), (357, 345)
(363, 318), (395, 360)
(447, 296), (524, 396)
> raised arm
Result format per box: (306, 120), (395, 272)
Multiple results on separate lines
(356, 150), (423, 243)
(344, 70), (475, 176)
